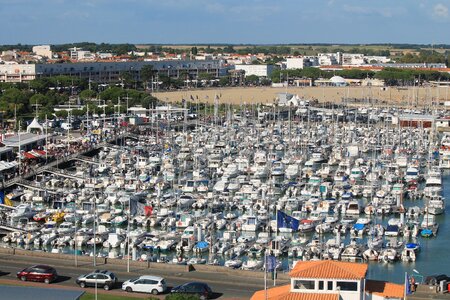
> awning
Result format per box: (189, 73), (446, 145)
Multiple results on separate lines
(0, 161), (18, 171)
(23, 152), (38, 159)
(29, 150), (46, 157)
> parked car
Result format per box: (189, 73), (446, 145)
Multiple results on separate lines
(171, 282), (213, 300)
(76, 270), (117, 290)
(17, 265), (58, 284)
(424, 274), (450, 285)
(122, 275), (167, 294)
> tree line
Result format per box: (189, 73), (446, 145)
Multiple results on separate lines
(0, 76), (157, 123)
(271, 67), (450, 85)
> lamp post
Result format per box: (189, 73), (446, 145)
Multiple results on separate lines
(127, 196), (130, 272)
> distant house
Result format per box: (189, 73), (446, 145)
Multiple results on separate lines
(251, 260), (404, 300)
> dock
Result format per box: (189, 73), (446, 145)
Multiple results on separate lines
(408, 284), (450, 300)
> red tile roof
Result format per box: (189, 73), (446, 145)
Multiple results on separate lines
(289, 261), (368, 280)
(251, 285), (339, 300)
(365, 280), (404, 298)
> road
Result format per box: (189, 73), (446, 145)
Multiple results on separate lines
(0, 252), (285, 299)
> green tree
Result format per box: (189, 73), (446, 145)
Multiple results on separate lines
(79, 89), (97, 100)
(219, 76), (230, 86)
(245, 75), (260, 85)
(198, 72), (214, 81)
(141, 65), (155, 82)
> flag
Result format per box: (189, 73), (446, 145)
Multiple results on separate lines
(405, 273), (412, 295)
(266, 255), (276, 272)
(130, 197), (145, 216)
(144, 206), (153, 217)
(277, 210), (299, 230)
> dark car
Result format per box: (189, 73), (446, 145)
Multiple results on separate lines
(424, 274), (450, 285)
(17, 265), (58, 284)
(76, 270), (117, 290)
(171, 282), (213, 300)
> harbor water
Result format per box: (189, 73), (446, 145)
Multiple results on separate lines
(366, 171), (450, 284)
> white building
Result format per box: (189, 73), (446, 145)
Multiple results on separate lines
(97, 52), (113, 59)
(286, 57), (319, 69)
(251, 260), (404, 300)
(69, 47), (94, 61)
(0, 64), (37, 82)
(318, 52), (342, 66)
(234, 64), (274, 77)
(343, 53), (365, 66)
(32, 45), (53, 58)
(365, 56), (391, 64)
(195, 54), (214, 60)
(0, 59), (225, 83)
(128, 106), (148, 118)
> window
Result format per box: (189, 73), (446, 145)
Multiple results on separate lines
(293, 280), (315, 290)
(145, 280), (158, 285)
(319, 281), (324, 290)
(328, 281), (333, 291)
(337, 281), (358, 291)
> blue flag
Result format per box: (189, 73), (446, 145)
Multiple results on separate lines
(405, 273), (412, 295)
(266, 255), (276, 272)
(277, 210), (299, 230)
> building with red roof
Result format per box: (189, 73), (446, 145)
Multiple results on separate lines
(251, 260), (404, 300)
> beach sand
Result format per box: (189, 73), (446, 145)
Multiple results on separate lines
(153, 86), (450, 107)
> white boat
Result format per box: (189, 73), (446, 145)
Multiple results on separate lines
(379, 248), (397, 263)
(346, 201), (361, 215)
(58, 222), (75, 234)
(10, 204), (35, 222)
(224, 259), (243, 269)
(103, 233), (124, 248)
(426, 196), (445, 215)
(241, 215), (261, 232)
(242, 259), (264, 270)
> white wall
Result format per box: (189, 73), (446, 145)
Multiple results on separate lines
(291, 277), (364, 300)
(287, 58), (305, 69)
(234, 64), (274, 77)
(32, 45), (52, 58)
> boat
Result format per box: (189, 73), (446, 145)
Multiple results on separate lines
(224, 259), (243, 269)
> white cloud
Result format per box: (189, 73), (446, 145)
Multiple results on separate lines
(432, 3), (449, 19)
(342, 4), (395, 18)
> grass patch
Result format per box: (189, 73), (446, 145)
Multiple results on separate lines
(79, 292), (157, 300)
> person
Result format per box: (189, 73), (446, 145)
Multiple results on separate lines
(410, 276), (416, 292)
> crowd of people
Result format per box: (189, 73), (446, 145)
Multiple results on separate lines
(9, 128), (126, 180)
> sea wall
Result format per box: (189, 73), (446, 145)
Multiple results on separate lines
(0, 247), (290, 281)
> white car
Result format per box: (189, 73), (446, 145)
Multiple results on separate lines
(122, 275), (167, 295)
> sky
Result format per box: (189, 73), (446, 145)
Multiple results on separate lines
(0, 0), (449, 45)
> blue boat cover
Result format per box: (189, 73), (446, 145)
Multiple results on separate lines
(195, 241), (209, 249)
(353, 223), (365, 230)
(386, 225), (399, 231)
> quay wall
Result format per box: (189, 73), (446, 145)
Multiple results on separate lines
(0, 247), (290, 281)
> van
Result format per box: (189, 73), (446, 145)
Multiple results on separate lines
(61, 123), (73, 130)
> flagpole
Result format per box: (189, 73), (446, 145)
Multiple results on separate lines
(404, 272), (408, 299)
(264, 252), (268, 300)
(274, 259), (277, 287)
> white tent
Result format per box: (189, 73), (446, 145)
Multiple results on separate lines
(26, 118), (44, 134)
